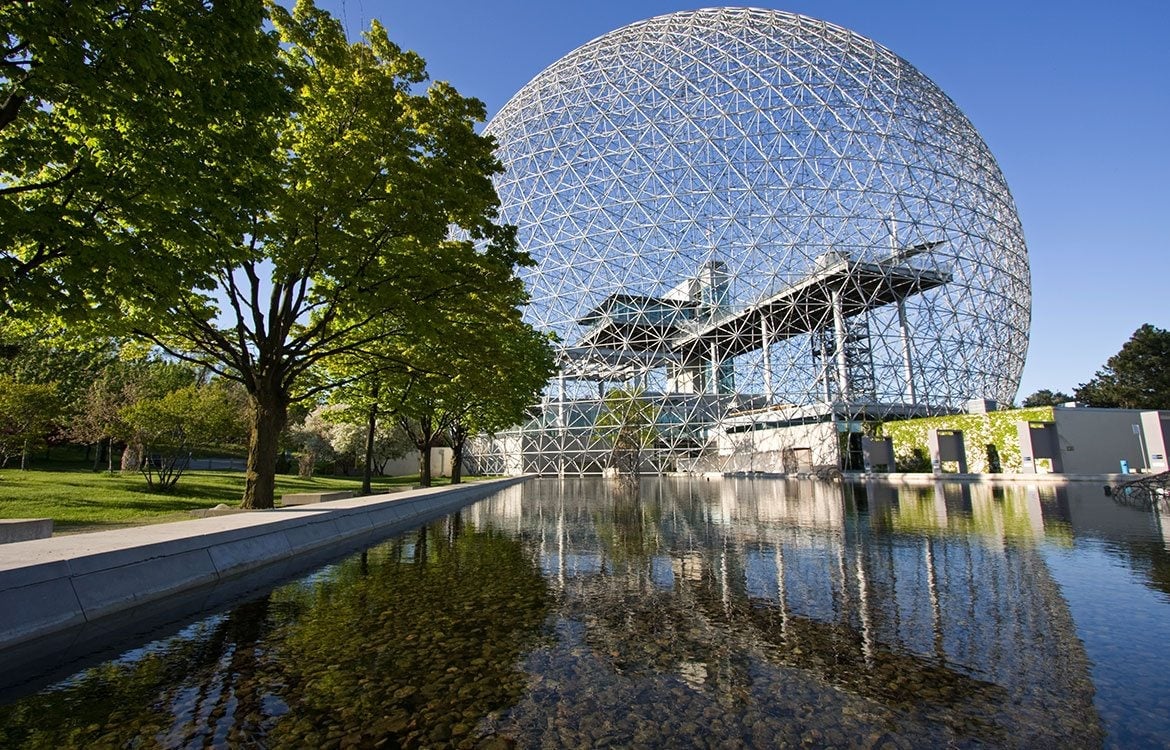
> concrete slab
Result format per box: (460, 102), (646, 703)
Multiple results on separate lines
(330, 512), (375, 538)
(0, 518), (53, 543)
(0, 559), (73, 591)
(365, 504), (414, 526)
(207, 532), (294, 577)
(281, 490), (355, 506)
(0, 577), (85, 645)
(282, 518), (343, 554)
(72, 548), (221, 620)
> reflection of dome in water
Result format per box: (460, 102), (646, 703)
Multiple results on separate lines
(483, 8), (1030, 472)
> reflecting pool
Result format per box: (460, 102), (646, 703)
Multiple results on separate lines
(3, 477), (1170, 748)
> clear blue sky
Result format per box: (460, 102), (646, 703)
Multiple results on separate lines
(321, 0), (1169, 401)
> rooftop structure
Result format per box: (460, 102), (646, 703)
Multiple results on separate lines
(476, 8), (1031, 474)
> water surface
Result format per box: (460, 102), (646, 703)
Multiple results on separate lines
(3, 477), (1169, 748)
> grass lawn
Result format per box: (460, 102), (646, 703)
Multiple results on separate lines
(0, 467), (451, 533)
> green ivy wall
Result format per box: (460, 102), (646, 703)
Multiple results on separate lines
(878, 407), (1055, 472)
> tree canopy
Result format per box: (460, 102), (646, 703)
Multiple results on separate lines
(388, 304), (554, 486)
(1021, 389), (1073, 407)
(133, 1), (529, 508)
(1, 0), (548, 505)
(0, 0), (284, 318)
(1075, 324), (1170, 409)
(596, 387), (660, 478)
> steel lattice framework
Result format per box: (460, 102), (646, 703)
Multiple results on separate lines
(473, 8), (1030, 475)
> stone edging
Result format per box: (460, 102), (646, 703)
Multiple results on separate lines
(0, 477), (527, 651)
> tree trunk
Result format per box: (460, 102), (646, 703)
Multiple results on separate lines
(242, 388), (289, 509)
(108, 438), (115, 474)
(20, 439), (28, 471)
(419, 442), (432, 487)
(450, 426), (467, 485)
(450, 444), (462, 484)
(362, 401), (378, 495)
(121, 441), (143, 473)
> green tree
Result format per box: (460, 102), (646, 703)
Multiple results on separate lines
(0, 0), (284, 317)
(1021, 389), (1073, 407)
(595, 387), (660, 479)
(0, 377), (61, 469)
(395, 373), (453, 488)
(0, 323), (121, 465)
(71, 357), (197, 472)
(136, 1), (524, 508)
(121, 380), (248, 491)
(360, 307), (551, 488)
(443, 318), (555, 484)
(1075, 324), (1170, 409)
(286, 405), (340, 479)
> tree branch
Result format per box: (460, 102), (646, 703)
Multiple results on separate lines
(0, 162), (81, 196)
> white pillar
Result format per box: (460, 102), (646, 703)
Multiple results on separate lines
(556, 501), (566, 591)
(832, 289), (850, 402)
(856, 545), (875, 668)
(924, 538), (945, 660)
(557, 372), (566, 477)
(819, 335), (832, 404)
(897, 299), (917, 404)
(775, 541), (789, 639)
(762, 315), (773, 402)
(709, 341), (720, 395)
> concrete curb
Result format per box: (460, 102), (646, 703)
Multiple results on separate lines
(840, 471), (1131, 485)
(688, 470), (1130, 485)
(0, 518), (53, 544)
(0, 477), (527, 651)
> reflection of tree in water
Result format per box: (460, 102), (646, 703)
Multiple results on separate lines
(268, 519), (552, 748)
(0, 594), (282, 747)
(477, 477), (1102, 748)
(591, 480), (663, 568)
(0, 518), (552, 749)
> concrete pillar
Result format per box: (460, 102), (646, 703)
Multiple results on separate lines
(832, 288), (850, 401)
(762, 315), (773, 402)
(861, 436), (894, 472)
(709, 341), (720, 395)
(1016, 421), (1062, 474)
(928, 429), (968, 474)
(1141, 411), (1170, 473)
(1016, 421), (1036, 474)
(557, 373), (566, 477)
(819, 335), (832, 404)
(897, 299), (917, 404)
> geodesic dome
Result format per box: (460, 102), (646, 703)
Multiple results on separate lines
(480, 7), (1030, 474)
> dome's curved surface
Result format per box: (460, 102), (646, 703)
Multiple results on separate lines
(482, 7), (1030, 472)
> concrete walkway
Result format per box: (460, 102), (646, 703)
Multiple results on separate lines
(0, 477), (525, 651)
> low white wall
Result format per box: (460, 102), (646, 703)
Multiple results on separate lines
(717, 421), (839, 469)
(380, 447), (457, 478)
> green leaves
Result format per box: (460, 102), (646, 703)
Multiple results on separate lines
(1075, 324), (1170, 409)
(0, 0), (286, 320)
(0, 377), (61, 467)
